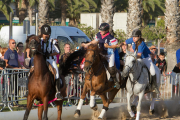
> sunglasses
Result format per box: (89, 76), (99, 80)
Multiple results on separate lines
(12, 42), (16, 44)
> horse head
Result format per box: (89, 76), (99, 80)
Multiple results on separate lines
(84, 44), (99, 73)
(122, 49), (137, 77)
(26, 35), (42, 55)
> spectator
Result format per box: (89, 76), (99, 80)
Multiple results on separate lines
(150, 52), (157, 65)
(156, 52), (166, 77)
(171, 49), (180, 98)
(119, 43), (127, 71)
(0, 47), (7, 70)
(59, 43), (71, 64)
(17, 42), (29, 69)
(149, 45), (158, 60)
(24, 46), (31, 67)
(4, 39), (23, 69)
(4, 39), (23, 105)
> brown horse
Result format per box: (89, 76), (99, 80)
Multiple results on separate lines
(23, 35), (66, 120)
(74, 44), (125, 119)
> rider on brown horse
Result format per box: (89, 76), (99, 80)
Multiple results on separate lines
(30, 24), (63, 100)
(82, 23), (120, 89)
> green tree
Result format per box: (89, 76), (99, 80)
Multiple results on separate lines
(142, 0), (165, 25)
(66, 0), (97, 26)
(0, 0), (13, 21)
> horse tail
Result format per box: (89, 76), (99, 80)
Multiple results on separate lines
(59, 48), (87, 76)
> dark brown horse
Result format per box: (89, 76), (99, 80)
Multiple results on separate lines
(23, 35), (66, 120)
(74, 44), (125, 119)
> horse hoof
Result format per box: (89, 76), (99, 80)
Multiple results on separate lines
(131, 105), (137, 114)
(149, 109), (155, 115)
(91, 104), (98, 111)
(74, 110), (81, 118)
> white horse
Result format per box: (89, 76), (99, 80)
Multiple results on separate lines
(121, 50), (160, 120)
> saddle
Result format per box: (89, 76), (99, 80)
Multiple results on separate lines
(46, 61), (56, 81)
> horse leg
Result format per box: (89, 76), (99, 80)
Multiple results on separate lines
(107, 88), (119, 103)
(74, 84), (88, 118)
(149, 92), (156, 115)
(23, 95), (34, 120)
(90, 91), (97, 110)
(56, 100), (63, 120)
(98, 93), (108, 119)
(38, 101), (44, 120)
(42, 97), (49, 120)
(127, 92), (134, 118)
(136, 91), (144, 120)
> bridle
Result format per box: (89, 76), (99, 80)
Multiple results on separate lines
(84, 49), (97, 72)
(29, 39), (45, 55)
(124, 55), (137, 73)
(124, 54), (143, 82)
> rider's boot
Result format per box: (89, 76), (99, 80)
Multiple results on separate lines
(151, 75), (160, 95)
(55, 78), (63, 100)
(108, 66), (120, 89)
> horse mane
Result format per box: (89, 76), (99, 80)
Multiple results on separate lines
(59, 47), (87, 76)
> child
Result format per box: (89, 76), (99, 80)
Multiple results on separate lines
(156, 52), (166, 77)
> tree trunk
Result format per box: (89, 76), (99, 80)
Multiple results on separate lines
(60, 0), (67, 26)
(100, 0), (115, 36)
(38, 0), (49, 35)
(18, 0), (27, 23)
(126, 0), (142, 38)
(28, 6), (33, 26)
(68, 19), (75, 26)
(165, 0), (180, 72)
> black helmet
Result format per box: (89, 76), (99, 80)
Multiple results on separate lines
(41, 24), (51, 35)
(131, 29), (141, 37)
(99, 23), (110, 31)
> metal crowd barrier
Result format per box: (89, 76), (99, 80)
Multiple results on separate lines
(0, 69), (180, 111)
(0, 68), (29, 111)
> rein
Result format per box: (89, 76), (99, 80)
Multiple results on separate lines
(84, 48), (103, 90)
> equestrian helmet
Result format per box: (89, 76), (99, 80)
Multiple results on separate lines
(99, 23), (110, 31)
(131, 29), (141, 37)
(41, 24), (51, 35)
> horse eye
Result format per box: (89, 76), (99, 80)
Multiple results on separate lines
(132, 60), (135, 63)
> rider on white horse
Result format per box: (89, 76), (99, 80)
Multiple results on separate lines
(121, 29), (160, 94)
(40, 24), (63, 100)
(82, 23), (120, 89)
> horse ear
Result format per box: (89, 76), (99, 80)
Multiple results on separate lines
(134, 50), (137, 56)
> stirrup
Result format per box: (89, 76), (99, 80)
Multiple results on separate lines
(55, 92), (63, 100)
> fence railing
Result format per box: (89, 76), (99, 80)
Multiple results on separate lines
(0, 69), (180, 111)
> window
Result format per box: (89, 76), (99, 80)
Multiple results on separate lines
(70, 36), (90, 44)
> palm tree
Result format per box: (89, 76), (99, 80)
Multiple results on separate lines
(165, 0), (180, 72)
(66, 0), (97, 26)
(59, 0), (67, 26)
(0, 0), (13, 21)
(126, 0), (142, 38)
(100, 0), (115, 36)
(18, 0), (28, 23)
(142, 0), (165, 25)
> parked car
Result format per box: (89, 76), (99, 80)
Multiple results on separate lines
(0, 26), (91, 44)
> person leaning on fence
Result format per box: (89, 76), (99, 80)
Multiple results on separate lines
(4, 39), (24, 105)
(171, 49), (180, 98)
